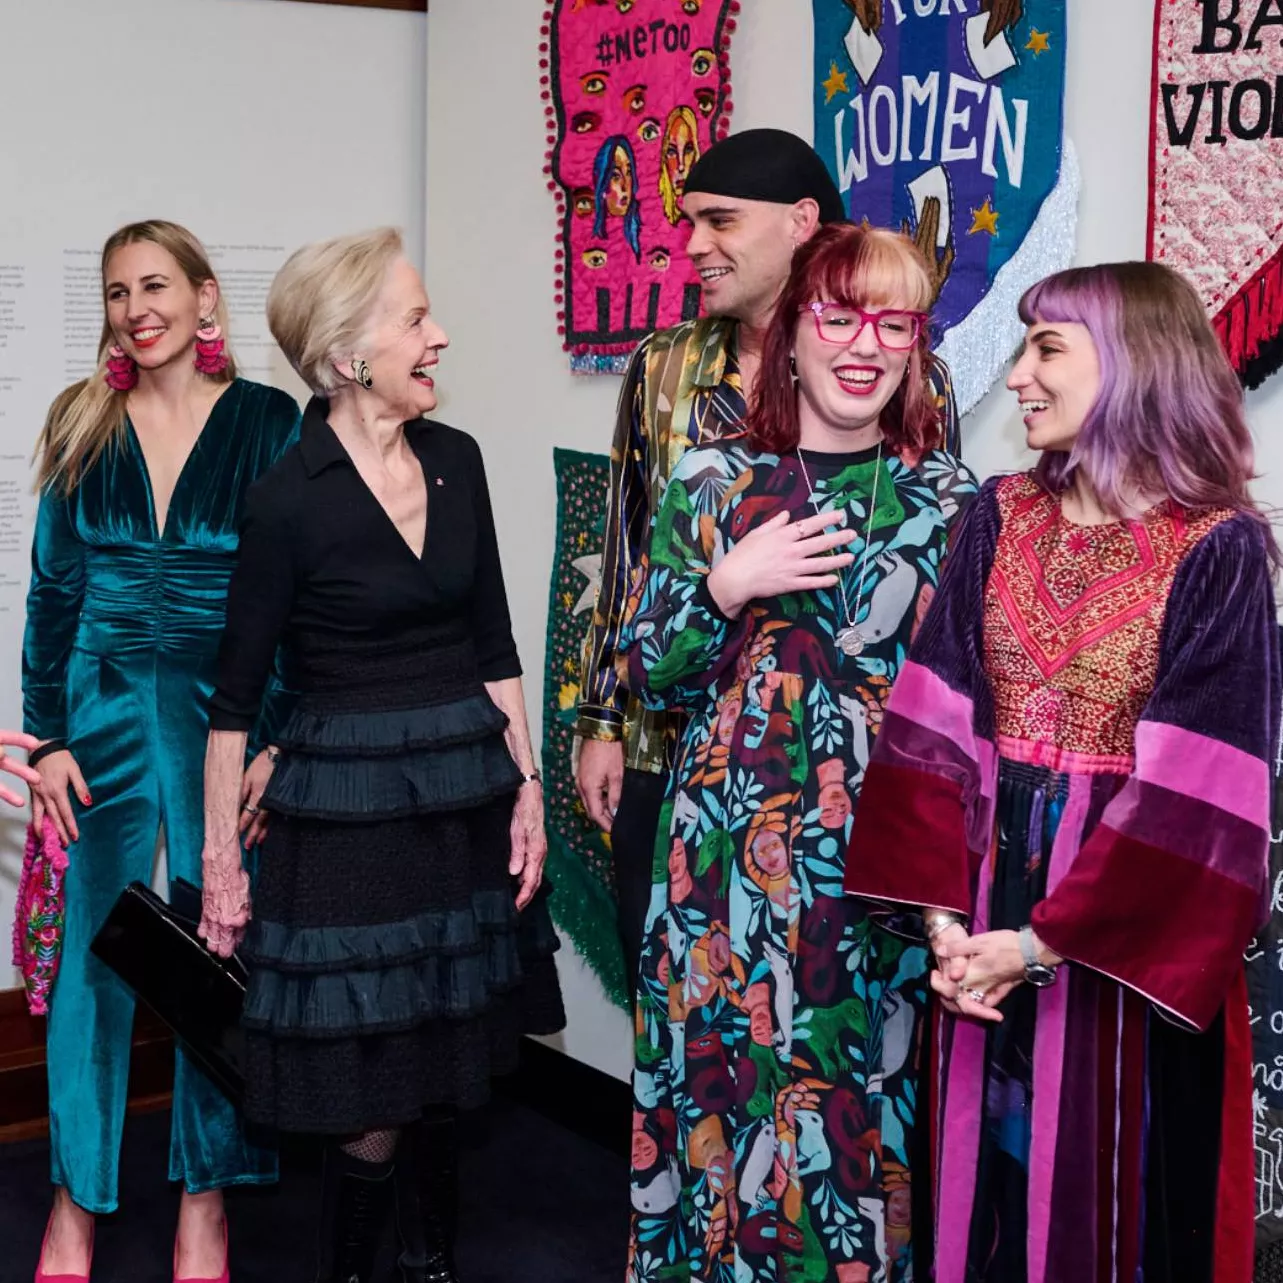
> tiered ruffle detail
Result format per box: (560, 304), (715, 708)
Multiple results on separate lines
(242, 888), (560, 1036)
(263, 696), (521, 820)
(243, 670), (564, 1128)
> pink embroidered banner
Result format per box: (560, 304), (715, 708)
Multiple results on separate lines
(1149, 0), (1283, 388)
(543, 0), (738, 374)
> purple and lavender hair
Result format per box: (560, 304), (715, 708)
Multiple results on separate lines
(1020, 261), (1278, 564)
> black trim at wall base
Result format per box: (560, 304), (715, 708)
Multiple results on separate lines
(3, 986), (631, 1159)
(498, 1039), (630, 1162)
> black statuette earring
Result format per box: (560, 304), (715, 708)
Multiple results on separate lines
(352, 357), (373, 390)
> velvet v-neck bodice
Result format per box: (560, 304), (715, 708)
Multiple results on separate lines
(23, 379), (301, 741)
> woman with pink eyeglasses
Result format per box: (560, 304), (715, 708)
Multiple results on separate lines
(619, 221), (976, 1282)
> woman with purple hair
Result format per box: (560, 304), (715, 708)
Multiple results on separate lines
(844, 260), (1278, 1282)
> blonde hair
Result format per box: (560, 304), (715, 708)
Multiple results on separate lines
(35, 220), (234, 494)
(267, 228), (404, 396)
(659, 106), (700, 225)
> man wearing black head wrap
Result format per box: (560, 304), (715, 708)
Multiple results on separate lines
(575, 128), (960, 986)
(681, 127), (850, 223)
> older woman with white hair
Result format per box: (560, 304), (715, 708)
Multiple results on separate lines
(197, 228), (563, 1283)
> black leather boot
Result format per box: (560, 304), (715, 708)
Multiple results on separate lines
(316, 1148), (396, 1283)
(394, 1108), (462, 1283)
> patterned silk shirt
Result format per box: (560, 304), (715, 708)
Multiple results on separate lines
(576, 315), (961, 774)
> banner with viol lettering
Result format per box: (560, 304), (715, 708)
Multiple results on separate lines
(812, 0), (1078, 414)
(1149, 0), (1283, 389)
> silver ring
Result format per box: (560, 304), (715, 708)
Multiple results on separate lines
(966, 988), (986, 1004)
(242, 804), (259, 815)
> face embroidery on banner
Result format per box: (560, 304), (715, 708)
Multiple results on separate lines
(1148, 0), (1283, 390)
(545, 0), (739, 374)
(811, 0), (1077, 414)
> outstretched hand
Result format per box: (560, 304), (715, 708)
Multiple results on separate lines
(0, 730), (42, 809)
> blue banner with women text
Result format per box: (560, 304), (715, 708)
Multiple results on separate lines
(812, 0), (1077, 414)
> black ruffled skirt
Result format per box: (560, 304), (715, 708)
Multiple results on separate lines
(240, 623), (564, 1134)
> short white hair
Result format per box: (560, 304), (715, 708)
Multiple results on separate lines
(267, 227), (403, 395)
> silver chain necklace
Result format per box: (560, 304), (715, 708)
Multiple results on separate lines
(795, 443), (882, 658)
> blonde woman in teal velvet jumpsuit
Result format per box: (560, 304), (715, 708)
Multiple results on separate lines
(22, 221), (299, 1283)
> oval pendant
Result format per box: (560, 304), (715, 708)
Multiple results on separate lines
(837, 626), (866, 657)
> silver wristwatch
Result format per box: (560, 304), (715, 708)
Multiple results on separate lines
(1018, 925), (1058, 988)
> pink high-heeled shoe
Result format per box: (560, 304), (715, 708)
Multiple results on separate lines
(34, 1212), (93, 1283)
(173, 1219), (229, 1283)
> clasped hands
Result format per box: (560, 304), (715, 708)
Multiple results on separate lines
(927, 921), (1051, 1024)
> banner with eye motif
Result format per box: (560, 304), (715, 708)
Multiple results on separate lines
(812, 0), (1078, 414)
(1149, 0), (1283, 390)
(545, 0), (738, 375)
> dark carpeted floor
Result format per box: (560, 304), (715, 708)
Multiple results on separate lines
(0, 1098), (627, 1283)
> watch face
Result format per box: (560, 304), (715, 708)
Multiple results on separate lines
(1026, 964), (1057, 988)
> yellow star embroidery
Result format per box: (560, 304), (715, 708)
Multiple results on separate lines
(563, 656), (578, 675)
(576, 531), (588, 549)
(561, 591), (576, 609)
(1025, 29), (1051, 56)
(557, 681), (580, 711)
(968, 197), (999, 237)
(822, 60), (849, 106)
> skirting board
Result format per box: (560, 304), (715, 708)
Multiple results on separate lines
(0, 987), (631, 1157)
(0, 987), (174, 1143)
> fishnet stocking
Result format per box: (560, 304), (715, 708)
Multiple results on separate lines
(340, 1129), (399, 1164)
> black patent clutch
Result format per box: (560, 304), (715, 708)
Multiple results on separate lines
(89, 878), (247, 1104)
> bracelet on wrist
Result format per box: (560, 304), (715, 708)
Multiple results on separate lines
(27, 740), (66, 768)
(924, 912), (962, 942)
(519, 770), (542, 789)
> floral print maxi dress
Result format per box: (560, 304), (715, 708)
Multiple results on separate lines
(622, 438), (977, 1283)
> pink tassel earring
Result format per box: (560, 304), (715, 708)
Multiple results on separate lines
(194, 317), (229, 376)
(104, 345), (137, 392)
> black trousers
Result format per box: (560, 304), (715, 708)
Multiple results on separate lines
(611, 767), (668, 993)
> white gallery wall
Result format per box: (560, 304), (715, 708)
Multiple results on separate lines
(426, 0), (1283, 1082)
(0, 0), (428, 985)
(0, 0), (1277, 1074)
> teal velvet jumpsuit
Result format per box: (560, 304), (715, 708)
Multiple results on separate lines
(21, 378), (300, 1213)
